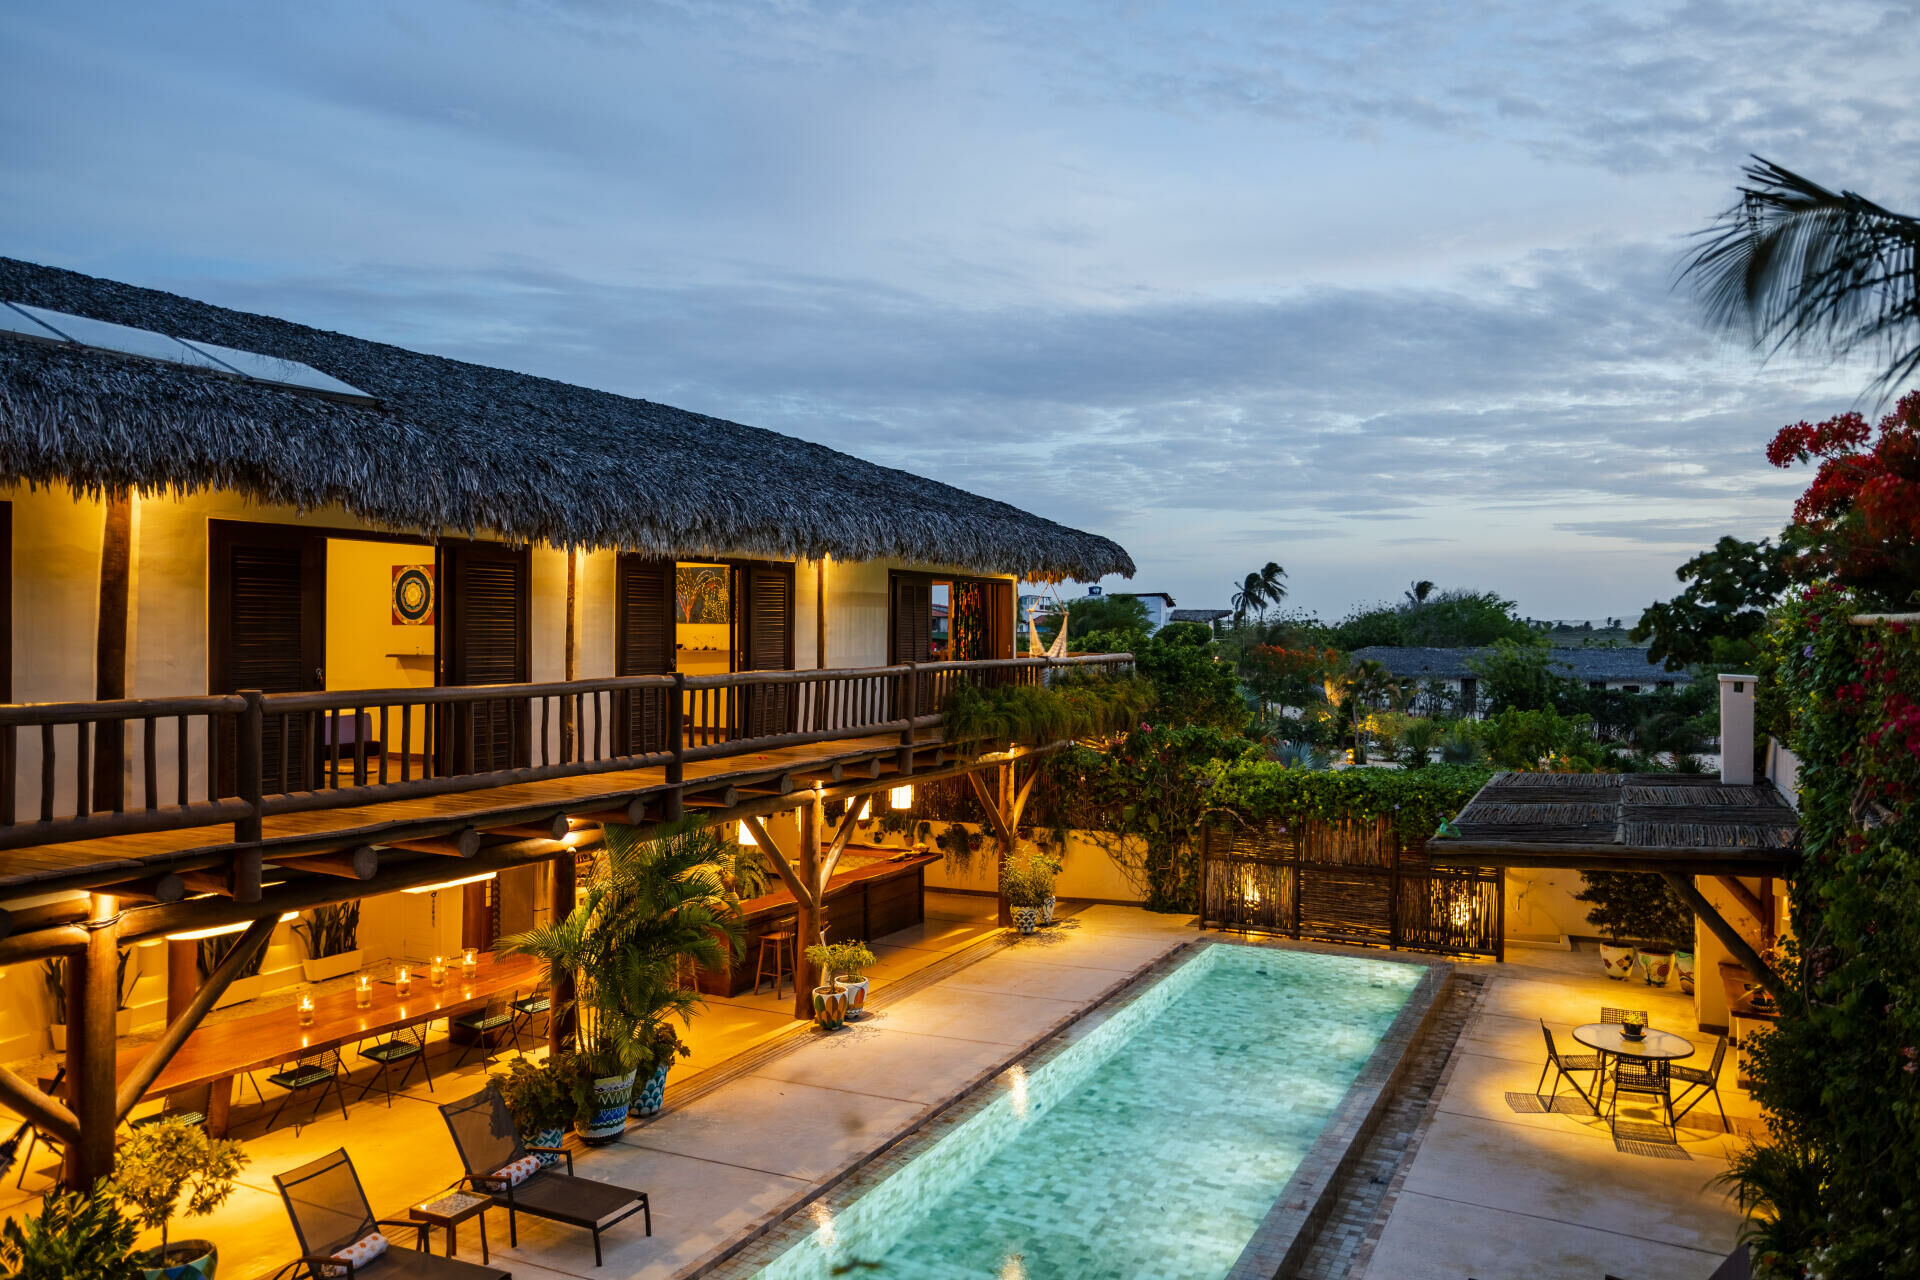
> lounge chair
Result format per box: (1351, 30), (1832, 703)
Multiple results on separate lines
(437, 1085), (650, 1267)
(272, 1147), (508, 1279)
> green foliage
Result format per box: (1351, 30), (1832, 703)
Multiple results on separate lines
(1229, 561), (1289, 624)
(1468, 636), (1565, 713)
(1473, 707), (1603, 770)
(1239, 643), (1340, 713)
(1571, 873), (1693, 948)
(1134, 625), (1246, 733)
(504, 818), (744, 1078)
(999, 853), (1056, 908)
(292, 901), (361, 959)
(1631, 536), (1790, 672)
(491, 1054), (578, 1134)
(109, 1120), (249, 1257)
(1324, 588), (1535, 651)
(1399, 717), (1444, 769)
(0, 1188), (144, 1280)
(805, 940), (877, 980)
(197, 932), (266, 984)
(943, 672), (1153, 745)
(1061, 594), (1151, 645)
(1724, 591), (1920, 1275)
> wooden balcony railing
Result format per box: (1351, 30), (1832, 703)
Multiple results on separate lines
(0, 654), (1132, 853)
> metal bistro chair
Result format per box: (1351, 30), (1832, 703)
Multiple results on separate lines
(1536, 1022), (1600, 1114)
(358, 1023), (434, 1106)
(438, 1085), (650, 1268)
(266, 1049), (350, 1136)
(506, 985), (551, 1057)
(1607, 1054), (1675, 1137)
(452, 996), (514, 1070)
(1671, 1033), (1732, 1132)
(1600, 1006), (1648, 1026)
(272, 1147), (507, 1280)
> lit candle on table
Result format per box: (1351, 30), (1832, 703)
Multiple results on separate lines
(298, 994), (315, 1027)
(430, 956), (447, 988)
(396, 966), (412, 996)
(462, 948), (478, 979)
(356, 975), (373, 1008)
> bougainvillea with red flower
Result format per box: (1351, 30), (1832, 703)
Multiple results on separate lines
(1767, 390), (1920, 604)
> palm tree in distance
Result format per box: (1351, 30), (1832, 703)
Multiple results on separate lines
(1404, 580), (1435, 608)
(1682, 157), (1920, 394)
(1230, 561), (1288, 625)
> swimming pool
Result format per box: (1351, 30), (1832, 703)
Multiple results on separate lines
(747, 942), (1424, 1279)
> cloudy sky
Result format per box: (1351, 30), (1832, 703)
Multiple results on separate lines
(5, 1), (1917, 620)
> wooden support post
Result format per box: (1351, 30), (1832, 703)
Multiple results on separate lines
(562, 549), (577, 762)
(549, 851), (576, 1056)
(1714, 875), (1766, 934)
(896, 662), (917, 775)
(92, 491), (131, 812)
(1663, 872), (1789, 1007)
(795, 796), (822, 1020)
(63, 894), (119, 1190)
(386, 830), (482, 858)
(997, 761), (1013, 927)
(815, 559), (828, 670)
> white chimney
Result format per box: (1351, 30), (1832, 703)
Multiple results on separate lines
(1719, 674), (1757, 785)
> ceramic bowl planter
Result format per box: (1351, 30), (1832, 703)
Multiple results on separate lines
(1598, 941), (1636, 981)
(629, 1061), (671, 1118)
(1011, 906), (1040, 935)
(1637, 947), (1675, 987)
(528, 1125), (566, 1167)
(576, 1069), (636, 1145)
(812, 984), (849, 1030)
(1675, 950), (1696, 995)
(140, 1239), (218, 1280)
(1040, 897), (1057, 926)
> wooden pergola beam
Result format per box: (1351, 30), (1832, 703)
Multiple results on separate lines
(273, 846), (379, 880)
(1663, 872), (1789, 1007)
(114, 915), (276, 1121)
(1714, 874), (1766, 930)
(739, 815), (811, 907)
(386, 830), (481, 858)
(815, 799), (863, 897)
(0, 1063), (79, 1148)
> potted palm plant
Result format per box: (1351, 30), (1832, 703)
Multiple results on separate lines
(804, 940), (877, 1020)
(492, 1055), (576, 1167)
(0, 1186), (145, 1280)
(293, 901), (362, 983)
(109, 1119), (249, 1279)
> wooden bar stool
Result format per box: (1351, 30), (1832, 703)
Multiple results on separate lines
(754, 928), (795, 998)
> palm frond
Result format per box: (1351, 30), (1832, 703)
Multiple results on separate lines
(1682, 157), (1920, 393)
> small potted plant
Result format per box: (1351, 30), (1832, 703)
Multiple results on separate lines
(1028, 847), (1061, 925)
(0, 1186), (145, 1280)
(1001, 859), (1046, 935)
(630, 1024), (692, 1119)
(805, 940), (877, 1020)
(492, 1055), (576, 1167)
(293, 901), (363, 983)
(109, 1118), (249, 1279)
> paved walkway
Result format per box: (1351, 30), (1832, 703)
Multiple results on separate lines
(1358, 944), (1756, 1280)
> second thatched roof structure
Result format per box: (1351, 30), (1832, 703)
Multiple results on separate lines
(0, 257), (1133, 581)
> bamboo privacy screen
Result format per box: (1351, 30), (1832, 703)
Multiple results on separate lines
(1199, 816), (1503, 959)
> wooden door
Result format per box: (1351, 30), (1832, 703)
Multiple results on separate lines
(437, 541), (531, 774)
(209, 522), (325, 793)
(889, 572), (934, 715)
(615, 554), (677, 755)
(736, 562), (795, 738)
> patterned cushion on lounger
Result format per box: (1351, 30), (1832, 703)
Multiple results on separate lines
(495, 1154), (542, 1186)
(336, 1232), (389, 1266)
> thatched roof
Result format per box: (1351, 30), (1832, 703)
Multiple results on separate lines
(0, 258), (1133, 580)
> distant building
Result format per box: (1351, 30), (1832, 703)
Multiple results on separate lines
(1168, 607), (1231, 632)
(1111, 591), (1177, 633)
(1350, 645), (1685, 716)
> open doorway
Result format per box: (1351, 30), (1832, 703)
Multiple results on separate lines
(324, 535), (437, 777)
(889, 572), (1015, 665)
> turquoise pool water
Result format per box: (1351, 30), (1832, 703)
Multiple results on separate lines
(753, 943), (1422, 1279)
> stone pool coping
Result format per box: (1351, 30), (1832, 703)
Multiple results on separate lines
(702, 935), (1451, 1280)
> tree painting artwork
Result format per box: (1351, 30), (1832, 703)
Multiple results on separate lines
(676, 565), (730, 624)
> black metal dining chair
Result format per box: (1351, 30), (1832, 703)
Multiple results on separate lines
(452, 996), (514, 1070)
(357, 1023), (434, 1105)
(1606, 1054), (1674, 1137)
(266, 1049), (349, 1135)
(1535, 1022), (1599, 1113)
(271, 1147), (506, 1280)
(507, 985), (551, 1057)
(1671, 1033), (1732, 1131)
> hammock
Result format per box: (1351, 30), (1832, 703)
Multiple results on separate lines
(1025, 591), (1071, 659)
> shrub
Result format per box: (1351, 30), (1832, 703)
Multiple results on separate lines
(0, 1188), (143, 1280)
(109, 1120), (249, 1262)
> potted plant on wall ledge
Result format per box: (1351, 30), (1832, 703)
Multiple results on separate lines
(293, 901), (362, 983)
(1574, 872), (1695, 985)
(199, 934), (269, 1009)
(109, 1118), (249, 1280)
(805, 940), (877, 1021)
(1001, 858), (1048, 935)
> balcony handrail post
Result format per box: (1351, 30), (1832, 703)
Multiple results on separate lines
(666, 672), (686, 821)
(897, 662), (917, 775)
(235, 690), (264, 844)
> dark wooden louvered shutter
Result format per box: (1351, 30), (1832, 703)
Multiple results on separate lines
(739, 563), (795, 737)
(209, 522), (324, 794)
(438, 542), (531, 773)
(888, 573), (933, 716)
(615, 555), (676, 754)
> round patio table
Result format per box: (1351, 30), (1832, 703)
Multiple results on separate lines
(1572, 1023), (1694, 1062)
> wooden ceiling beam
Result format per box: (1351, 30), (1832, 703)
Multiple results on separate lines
(275, 846), (379, 880)
(489, 815), (571, 841)
(384, 829), (481, 858)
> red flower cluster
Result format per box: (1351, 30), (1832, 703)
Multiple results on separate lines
(1769, 391), (1920, 598)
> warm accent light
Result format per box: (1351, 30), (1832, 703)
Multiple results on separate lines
(165, 911), (298, 941)
(890, 785), (913, 810)
(462, 949), (478, 979)
(857, 797), (871, 820)
(402, 872), (497, 895)
(430, 956), (447, 988)
(395, 966), (412, 996)
(297, 995), (315, 1027)
(737, 820), (756, 847)
(355, 975), (373, 1008)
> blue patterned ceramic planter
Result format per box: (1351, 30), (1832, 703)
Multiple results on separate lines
(141, 1241), (217, 1280)
(529, 1125), (565, 1166)
(629, 1062), (670, 1118)
(575, 1070), (636, 1145)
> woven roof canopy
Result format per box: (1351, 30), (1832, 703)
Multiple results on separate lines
(1428, 771), (1800, 875)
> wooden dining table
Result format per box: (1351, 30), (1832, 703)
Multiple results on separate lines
(43, 952), (540, 1137)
